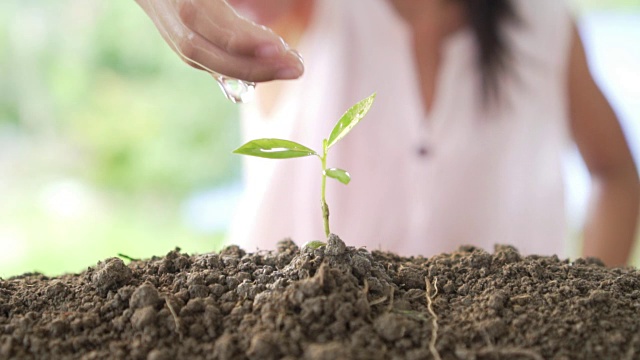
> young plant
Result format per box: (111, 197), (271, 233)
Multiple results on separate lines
(233, 93), (376, 239)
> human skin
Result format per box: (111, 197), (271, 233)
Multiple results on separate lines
(136, 0), (639, 266)
(132, 0), (304, 81)
(567, 25), (640, 267)
(225, 0), (299, 25)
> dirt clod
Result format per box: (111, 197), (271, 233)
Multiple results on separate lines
(130, 283), (161, 309)
(91, 257), (132, 294)
(1, 235), (639, 359)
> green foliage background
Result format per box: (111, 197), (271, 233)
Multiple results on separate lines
(0, 0), (241, 276)
(0, 0), (638, 276)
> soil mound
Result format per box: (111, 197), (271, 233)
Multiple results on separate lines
(1, 235), (639, 359)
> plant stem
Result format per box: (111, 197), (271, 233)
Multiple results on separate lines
(321, 139), (330, 238)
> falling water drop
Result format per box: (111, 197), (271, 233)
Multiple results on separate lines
(214, 75), (256, 104)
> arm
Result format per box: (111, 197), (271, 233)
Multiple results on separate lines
(133, 0), (304, 82)
(568, 25), (640, 266)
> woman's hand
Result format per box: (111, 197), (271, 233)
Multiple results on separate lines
(134, 0), (304, 82)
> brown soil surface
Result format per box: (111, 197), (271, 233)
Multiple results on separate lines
(1, 235), (639, 360)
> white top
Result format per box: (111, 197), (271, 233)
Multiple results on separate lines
(228, 0), (574, 257)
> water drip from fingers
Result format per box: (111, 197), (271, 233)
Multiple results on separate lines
(146, 0), (256, 103)
(214, 75), (256, 103)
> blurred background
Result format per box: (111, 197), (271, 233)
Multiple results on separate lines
(1, 0), (639, 276)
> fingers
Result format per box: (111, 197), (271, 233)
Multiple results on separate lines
(136, 0), (304, 82)
(176, 0), (279, 57)
(175, 29), (304, 82)
(175, 0), (304, 79)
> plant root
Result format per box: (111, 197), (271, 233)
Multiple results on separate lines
(466, 323), (543, 360)
(369, 295), (388, 306)
(361, 278), (372, 307)
(387, 285), (395, 312)
(362, 278), (369, 297)
(165, 296), (183, 340)
(368, 283), (395, 309)
(425, 277), (442, 360)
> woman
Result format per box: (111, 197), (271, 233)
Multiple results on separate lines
(135, 0), (639, 266)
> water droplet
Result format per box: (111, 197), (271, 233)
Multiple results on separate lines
(214, 75), (256, 103)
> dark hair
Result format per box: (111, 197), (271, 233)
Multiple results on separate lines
(460, 0), (518, 101)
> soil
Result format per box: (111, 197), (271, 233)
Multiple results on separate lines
(1, 235), (639, 360)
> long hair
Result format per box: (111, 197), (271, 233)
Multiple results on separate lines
(460, 0), (518, 101)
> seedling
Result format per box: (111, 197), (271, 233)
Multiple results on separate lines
(233, 93), (376, 239)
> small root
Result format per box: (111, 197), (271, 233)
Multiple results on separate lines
(407, 291), (427, 300)
(466, 320), (542, 360)
(369, 283), (395, 308)
(369, 296), (388, 306)
(362, 278), (370, 297)
(165, 296), (183, 340)
(387, 285), (395, 312)
(426, 277), (441, 360)
(317, 263), (327, 286)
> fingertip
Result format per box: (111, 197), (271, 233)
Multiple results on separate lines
(288, 49), (304, 67)
(254, 45), (304, 80)
(275, 67), (303, 80)
(275, 58), (304, 80)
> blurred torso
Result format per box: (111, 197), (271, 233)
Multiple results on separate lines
(234, 0), (469, 117)
(229, 0), (573, 257)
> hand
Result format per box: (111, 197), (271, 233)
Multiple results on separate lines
(226, 0), (299, 25)
(134, 0), (304, 82)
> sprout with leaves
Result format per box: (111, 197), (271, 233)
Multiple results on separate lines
(233, 93), (377, 240)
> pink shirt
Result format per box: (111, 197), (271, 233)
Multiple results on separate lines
(229, 0), (573, 257)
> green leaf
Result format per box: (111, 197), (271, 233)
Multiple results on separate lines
(324, 168), (351, 185)
(327, 93), (376, 149)
(233, 138), (317, 159)
(302, 240), (326, 250)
